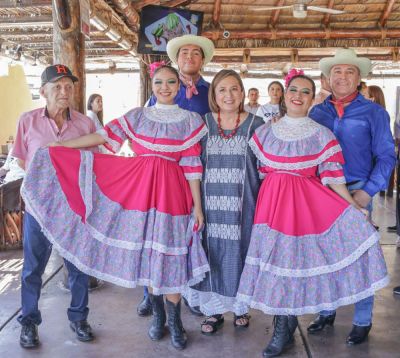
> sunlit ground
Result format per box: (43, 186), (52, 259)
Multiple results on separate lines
(0, 258), (23, 294)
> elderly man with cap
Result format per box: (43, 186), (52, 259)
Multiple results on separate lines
(307, 49), (395, 345)
(138, 34), (214, 317)
(13, 64), (96, 348)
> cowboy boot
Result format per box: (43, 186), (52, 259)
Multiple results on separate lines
(148, 294), (166, 341)
(263, 315), (294, 358)
(166, 299), (187, 350)
(288, 315), (298, 336)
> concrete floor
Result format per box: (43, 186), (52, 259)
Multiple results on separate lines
(1, 195), (400, 358)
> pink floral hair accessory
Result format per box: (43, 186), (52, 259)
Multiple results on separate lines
(148, 60), (167, 78)
(284, 68), (305, 88)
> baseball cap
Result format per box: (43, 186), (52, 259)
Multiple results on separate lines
(41, 64), (79, 86)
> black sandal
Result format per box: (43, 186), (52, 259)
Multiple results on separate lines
(233, 313), (251, 328)
(201, 314), (224, 335)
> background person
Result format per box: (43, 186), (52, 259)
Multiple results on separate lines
(244, 88), (261, 115)
(313, 72), (331, 106)
(87, 93), (104, 130)
(256, 81), (284, 122)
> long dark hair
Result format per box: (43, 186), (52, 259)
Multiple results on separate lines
(368, 85), (386, 109)
(268, 81), (285, 116)
(87, 93), (103, 125)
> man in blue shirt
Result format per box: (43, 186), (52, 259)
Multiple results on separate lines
(147, 34), (214, 116)
(138, 35), (214, 317)
(307, 48), (396, 345)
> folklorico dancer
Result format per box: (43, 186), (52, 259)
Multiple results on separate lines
(237, 72), (389, 358)
(141, 34), (215, 318)
(21, 65), (209, 350)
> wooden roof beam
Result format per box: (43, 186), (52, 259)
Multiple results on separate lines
(110, 0), (140, 31)
(162, 0), (191, 7)
(270, 0), (285, 28)
(379, 0), (396, 28)
(133, 0), (159, 11)
(91, 0), (138, 56)
(212, 54), (398, 63)
(202, 28), (400, 41)
(0, 0), (51, 9)
(0, 14), (52, 25)
(0, 21), (52, 29)
(212, 0), (222, 27)
(322, 0), (335, 28)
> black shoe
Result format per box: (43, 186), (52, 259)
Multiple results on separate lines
(307, 313), (336, 333)
(387, 225), (397, 233)
(263, 315), (294, 358)
(70, 320), (94, 342)
(148, 294), (166, 341)
(182, 297), (203, 317)
(373, 224), (379, 231)
(346, 324), (371, 345)
(137, 295), (153, 317)
(20, 323), (39, 348)
(166, 299), (187, 350)
(393, 286), (400, 295)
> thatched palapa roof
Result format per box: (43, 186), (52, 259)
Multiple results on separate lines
(0, 0), (400, 77)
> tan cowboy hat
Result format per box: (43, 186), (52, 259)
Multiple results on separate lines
(166, 35), (215, 66)
(319, 48), (371, 77)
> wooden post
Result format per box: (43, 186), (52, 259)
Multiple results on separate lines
(139, 55), (151, 107)
(52, 0), (100, 290)
(52, 0), (85, 113)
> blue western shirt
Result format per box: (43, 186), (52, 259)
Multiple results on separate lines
(309, 93), (395, 197)
(148, 76), (210, 116)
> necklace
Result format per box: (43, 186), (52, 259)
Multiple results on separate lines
(217, 110), (241, 140)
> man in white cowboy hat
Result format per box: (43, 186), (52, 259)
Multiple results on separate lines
(138, 34), (215, 317)
(308, 48), (395, 345)
(147, 34), (215, 116)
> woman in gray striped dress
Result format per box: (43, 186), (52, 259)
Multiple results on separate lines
(184, 69), (265, 334)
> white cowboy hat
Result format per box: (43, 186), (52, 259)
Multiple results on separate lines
(166, 35), (215, 66)
(319, 48), (371, 77)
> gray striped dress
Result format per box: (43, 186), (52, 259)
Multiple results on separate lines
(185, 112), (264, 316)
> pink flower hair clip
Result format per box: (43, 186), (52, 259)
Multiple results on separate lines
(284, 68), (305, 88)
(148, 61), (167, 78)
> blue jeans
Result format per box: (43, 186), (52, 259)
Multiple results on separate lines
(17, 212), (89, 325)
(320, 180), (374, 326)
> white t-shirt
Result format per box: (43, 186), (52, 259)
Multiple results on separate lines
(256, 103), (281, 123)
(87, 110), (103, 131)
(244, 103), (260, 115)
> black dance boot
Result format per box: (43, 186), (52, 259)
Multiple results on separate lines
(263, 315), (294, 358)
(166, 299), (187, 350)
(148, 294), (166, 341)
(288, 315), (298, 336)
